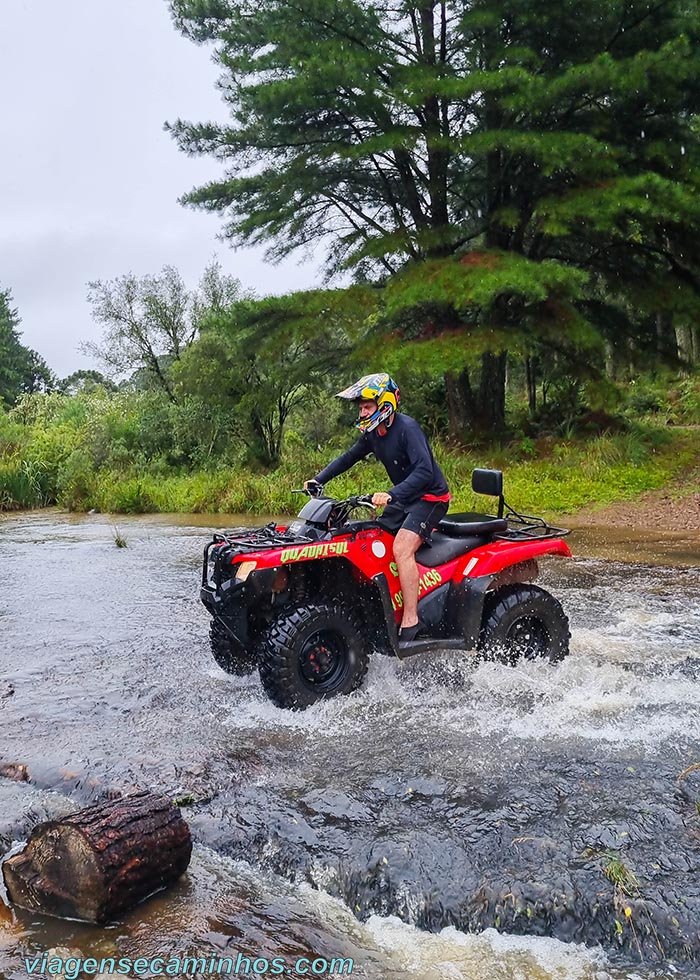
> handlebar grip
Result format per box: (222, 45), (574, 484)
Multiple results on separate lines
(296, 481), (324, 498)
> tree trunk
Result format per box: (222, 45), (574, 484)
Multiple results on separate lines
(655, 312), (674, 361)
(604, 340), (616, 380)
(676, 323), (694, 375)
(443, 352), (507, 440)
(2, 791), (191, 923)
(444, 367), (474, 441)
(525, 355), (537, 415)
(475, 352), (507, 432)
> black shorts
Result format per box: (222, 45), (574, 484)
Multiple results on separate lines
(379, 498), (449, 542)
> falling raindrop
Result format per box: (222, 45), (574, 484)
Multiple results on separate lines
(681, 146), (686, 155)
(640, 130), (645, 139)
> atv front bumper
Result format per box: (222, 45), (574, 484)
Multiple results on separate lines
(201, 561), (281, 651)
(201, 533), (282, 622)
(200, 579), (243, 615)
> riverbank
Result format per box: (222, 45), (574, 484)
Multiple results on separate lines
(565, 467), (700, 531)
(556, 448), (699, 563)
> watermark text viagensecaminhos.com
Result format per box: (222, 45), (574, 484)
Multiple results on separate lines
(24, 952), (355, 978)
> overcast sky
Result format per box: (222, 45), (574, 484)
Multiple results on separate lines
(0, 0), (320, 377)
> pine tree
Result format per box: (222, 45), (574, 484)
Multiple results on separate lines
(169, 0), (700, 436)
(0, 289), (54, 406)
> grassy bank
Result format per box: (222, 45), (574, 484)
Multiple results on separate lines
(2, 424), (696, 518)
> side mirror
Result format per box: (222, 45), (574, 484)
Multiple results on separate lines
(471, 468), (503, 497)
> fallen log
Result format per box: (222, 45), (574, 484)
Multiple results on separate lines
(2, 791), (191, 922)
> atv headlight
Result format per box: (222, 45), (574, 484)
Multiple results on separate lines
(235, 560), (258, 582)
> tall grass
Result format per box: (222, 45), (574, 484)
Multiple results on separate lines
(41, 426), (692, 517)
(0, 459), (53, 510)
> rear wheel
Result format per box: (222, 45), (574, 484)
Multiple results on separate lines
(479, 584), (570, 665)
(259, 602), (369, 710)
(209, 619), (257, 676)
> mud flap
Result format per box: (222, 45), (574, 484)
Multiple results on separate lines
(446, 574), (493, 650)
(371, 573), (401, 658)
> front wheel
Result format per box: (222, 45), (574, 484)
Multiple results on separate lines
(479, 584), (570, 665)
(259, 602), (369, 710)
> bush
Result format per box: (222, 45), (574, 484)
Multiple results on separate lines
(677, 377), (700, 424)
(0, 459), (53, 510)
(621, 372), (700, 425)
(58, 450), (98, 511)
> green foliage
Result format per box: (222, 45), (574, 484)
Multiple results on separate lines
(174, 290), (360, 465)
(0, 457), (54, 510)
(385, 254), (590, 320)
(59, 370), (117, 395)
(0, 288), (56, 407)
(168, 0), (700, 277)
(168, 0), (700, 437)
(1, 374), (696, 514)
(621, 373), (700, 424)
(58, 450), (98, 512)
(84, 262), (244, 400)
(601, 851), (640, 897)
(678, 378), (700, 424)
(113, 526), (128, 548)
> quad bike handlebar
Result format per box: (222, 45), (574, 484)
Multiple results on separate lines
(294, 481), (324, 497)
(292, 481), (377, 526)
(294, 485), (378, 512)
(344, 494), (377, 511)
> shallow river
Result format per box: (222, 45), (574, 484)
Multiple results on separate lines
(0, 511), (699, 980)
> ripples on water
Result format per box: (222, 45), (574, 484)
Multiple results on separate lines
(0, 512), (698, 979)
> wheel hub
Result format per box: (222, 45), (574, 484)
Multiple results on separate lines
(506, 616), (550, 660)
(300, 630), (348, 689)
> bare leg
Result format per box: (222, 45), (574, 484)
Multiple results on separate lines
(393, 528), (423, 629)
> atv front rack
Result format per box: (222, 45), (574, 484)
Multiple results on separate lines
(210, 523), (313, 553)
(202, 523), (315, 590)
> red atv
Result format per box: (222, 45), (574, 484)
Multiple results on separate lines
(200, 469), (572, 710)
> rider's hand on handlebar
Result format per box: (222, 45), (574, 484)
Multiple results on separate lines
(372, 491), (392, 508)
(303, 479), (323, 497)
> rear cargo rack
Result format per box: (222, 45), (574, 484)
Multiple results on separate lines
(495, 502), (570, 542)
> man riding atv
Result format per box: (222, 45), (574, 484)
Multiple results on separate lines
(305, 373), (450, 642)
(201, 374), (573, 710)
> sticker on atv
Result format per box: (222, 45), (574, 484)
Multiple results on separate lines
(280, 541), (349, 562)
(392, 569), (443, 609)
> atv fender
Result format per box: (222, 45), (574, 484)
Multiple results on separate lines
(372, 572), (491, 659)
(461, 538), (571, 578)
(374, 570), (498, 656)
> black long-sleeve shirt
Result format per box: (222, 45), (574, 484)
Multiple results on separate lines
(313, 414), (449, 507)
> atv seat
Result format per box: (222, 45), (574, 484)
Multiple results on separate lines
(438, 512), (508, 537)
(416, 532), (485, 567)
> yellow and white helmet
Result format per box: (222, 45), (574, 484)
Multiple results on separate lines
(336, 373), (401, 432)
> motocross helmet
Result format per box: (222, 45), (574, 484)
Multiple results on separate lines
(336, 373), (401, 433)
